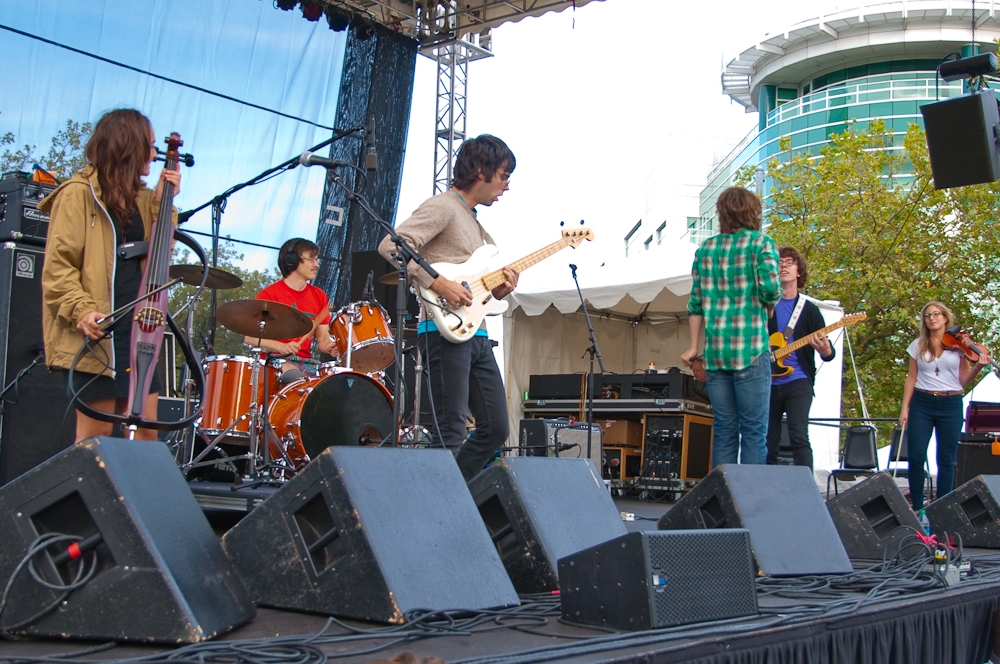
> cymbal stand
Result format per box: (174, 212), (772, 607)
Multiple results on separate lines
(399, 300), (432, 445)
(171, 290), (200, 467)
(344, 302), (359, 370)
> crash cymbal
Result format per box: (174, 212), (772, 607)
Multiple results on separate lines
(216, 299), (312, 340)
(169, 264), (243, 290)
(378, 272), (402, 286)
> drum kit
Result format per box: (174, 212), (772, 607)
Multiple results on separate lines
(168, 265), (416, 484)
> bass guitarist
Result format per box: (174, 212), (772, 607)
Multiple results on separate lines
(378, 135), (518, 480)
(765, 246), (835, 470)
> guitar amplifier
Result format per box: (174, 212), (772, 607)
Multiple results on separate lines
(956, 439), (1000, 486)
(0, 174), (54, 241)
(966, 401), (1000, 434)
(518, 419), (602, 469)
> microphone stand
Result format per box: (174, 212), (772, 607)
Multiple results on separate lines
(323, 165), (440, 446)
(569, 263), (605, 462)
(177, 124), (366, 348)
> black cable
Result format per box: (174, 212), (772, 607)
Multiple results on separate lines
(0, 23), (337, 131)
(0, 533), (99, 636)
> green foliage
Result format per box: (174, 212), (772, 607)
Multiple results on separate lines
(168, 240), (282, 367)
(0, 116), (91, 179)
(761, 119), (1000, 441)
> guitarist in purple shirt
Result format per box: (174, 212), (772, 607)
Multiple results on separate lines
(765, 247), (835, 470)
(378, 135), (518, 480)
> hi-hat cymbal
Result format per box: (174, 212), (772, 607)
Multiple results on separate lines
(169, 264), (244, 290)
(378, 272), (402, 286)
(216, 299), (312, 340)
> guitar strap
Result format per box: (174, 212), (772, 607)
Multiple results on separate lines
(782, 295), (807, 340)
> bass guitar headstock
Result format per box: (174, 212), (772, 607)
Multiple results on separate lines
(562, 227), (594, 248)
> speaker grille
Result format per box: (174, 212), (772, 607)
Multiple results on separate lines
(648, 530), (757, 627)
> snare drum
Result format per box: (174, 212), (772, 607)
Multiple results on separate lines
(200, 355), (280, 443)
(330, 301), (394, 373)
(267, 369), (394, 469)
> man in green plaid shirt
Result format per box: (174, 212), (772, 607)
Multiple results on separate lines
(681, 187), (781, 466)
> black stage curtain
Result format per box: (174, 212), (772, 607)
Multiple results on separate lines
(651, 582), (1000, 664)
(313, 25), (417, 309)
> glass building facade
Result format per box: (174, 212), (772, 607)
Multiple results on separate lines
(694, 62), (966, 242)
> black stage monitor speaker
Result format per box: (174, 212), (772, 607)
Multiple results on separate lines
(559, 530), (758, 631)
(222, 447), (519, 623)
(0, 437), (254, 642)
(924, 474), (1000, 548)
(657, 464), (852, 576)
(467, 456), (627, 593)
(921, 89), (1000, 189)
(826, 472), (922, 560)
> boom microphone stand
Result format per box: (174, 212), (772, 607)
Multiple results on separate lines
(569, 263), (605, 462)
(320, 164), (439, 447)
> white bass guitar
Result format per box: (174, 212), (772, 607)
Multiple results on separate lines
(419, 227), (594, 343)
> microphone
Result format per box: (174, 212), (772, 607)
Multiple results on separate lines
(363, 269), (375, 301)
(299, 151), (351, 169)
(365, 114), (378, 172)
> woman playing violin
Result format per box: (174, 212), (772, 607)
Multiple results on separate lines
(40, 109), (180, 442)
(899, 301), (990, 510)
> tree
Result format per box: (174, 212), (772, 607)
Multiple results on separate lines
(168, 241), (282, 374)
(741, 120), (1000, 441)
(1, 116), (91, 179)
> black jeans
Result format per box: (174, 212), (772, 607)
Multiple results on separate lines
(765, 378), (814, 470)
(420, 332), (509, 481)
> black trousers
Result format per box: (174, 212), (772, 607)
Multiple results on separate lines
(765, 378), (814, 470)
(420, 332), (509, 481)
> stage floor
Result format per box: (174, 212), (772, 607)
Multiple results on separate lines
(1, 497), (998, 664)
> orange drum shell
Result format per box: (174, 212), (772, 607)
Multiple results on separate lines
(329, 301), (395, 373)
(267, 370), (393, 468)
(200, 356), (280, 441)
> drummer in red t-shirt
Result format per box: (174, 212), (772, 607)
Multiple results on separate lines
(245, 238), (337, 380)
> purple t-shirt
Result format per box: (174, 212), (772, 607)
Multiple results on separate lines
(772, 296), (807, 385)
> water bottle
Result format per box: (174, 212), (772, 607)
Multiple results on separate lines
(917, 509), (931, 536)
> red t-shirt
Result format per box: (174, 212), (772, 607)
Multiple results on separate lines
(256, 280), (331, 359)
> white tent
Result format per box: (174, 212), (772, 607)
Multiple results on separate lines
(502, 241), (847, 473)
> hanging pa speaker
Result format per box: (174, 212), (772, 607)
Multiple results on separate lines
(467, 456), (628, 593)
(921, 89), (1000, 189)
(924, 474), (1000, 548)
(221, 447), (519, 623)
(0, 437), (255, 642)
(559, 530), (758, 630)
(657, 464), (852, 576)
(826, 472), (923, 560)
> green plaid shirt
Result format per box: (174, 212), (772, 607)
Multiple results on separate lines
(687, 228), (781, 371)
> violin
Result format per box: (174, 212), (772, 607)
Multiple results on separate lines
(942, 325), (1000, 372)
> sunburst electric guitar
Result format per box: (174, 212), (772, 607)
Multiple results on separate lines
(419, 228), (594, 343)
(770, 313), (867, 378)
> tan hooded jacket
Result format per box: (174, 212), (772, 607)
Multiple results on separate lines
(38, 166), (174, 376)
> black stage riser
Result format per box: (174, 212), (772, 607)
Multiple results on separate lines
(467, 456), (628, 593)
(222, 447), (518, 623)
(0, 437), (254, 642)
(925, 474), (1000, 548)
(826, 472), (923, 560)
(559, 529), (758, 631)
(657, 464), (853, 576)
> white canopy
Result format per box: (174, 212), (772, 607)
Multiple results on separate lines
(500, 241), (846, 473)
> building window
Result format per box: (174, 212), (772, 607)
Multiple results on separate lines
(656, 222), (666, 244)
(644, 236), (652, 251)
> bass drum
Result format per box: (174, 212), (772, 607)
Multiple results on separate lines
(267, 369), (394, 469)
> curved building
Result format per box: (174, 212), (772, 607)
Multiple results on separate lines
(693, 0), (1000, 240)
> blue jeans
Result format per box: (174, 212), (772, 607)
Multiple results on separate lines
(705, 352), (771, 466)
(907, 390), (964, 510)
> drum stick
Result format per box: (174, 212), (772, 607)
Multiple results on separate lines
(297, 311), (323, 346)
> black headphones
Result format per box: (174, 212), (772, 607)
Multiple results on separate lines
(280, 241), (301, 275)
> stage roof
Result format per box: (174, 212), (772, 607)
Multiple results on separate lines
(316, 0), (604, 47)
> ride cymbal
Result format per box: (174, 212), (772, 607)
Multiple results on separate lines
(216, 299), (312, 340)
(169, 264), (244, 290)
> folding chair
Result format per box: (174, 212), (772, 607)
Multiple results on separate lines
(886, 426), (934, 503)
(826, 425), (879, 499)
